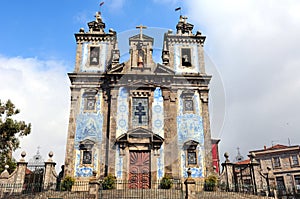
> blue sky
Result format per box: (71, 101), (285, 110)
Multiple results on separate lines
(1, 0), (300, 170)
(0, 0), (184, 65)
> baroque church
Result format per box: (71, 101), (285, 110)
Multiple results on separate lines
(64, 11), (217, 187)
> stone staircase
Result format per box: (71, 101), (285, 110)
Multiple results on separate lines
(99, 189), (273, 199)
(99, 189), (183, 199)
(191, 191), (273, 199)
(1, 190), (94, 199)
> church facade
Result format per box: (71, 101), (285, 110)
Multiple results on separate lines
(64, 11), (214, 186)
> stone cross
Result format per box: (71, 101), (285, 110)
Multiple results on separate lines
(136, 24), (147, 40)
(135, 102), (146, 124)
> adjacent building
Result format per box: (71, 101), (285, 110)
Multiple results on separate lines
(229, 144), (300, 196)
(250, 144), (300, 195)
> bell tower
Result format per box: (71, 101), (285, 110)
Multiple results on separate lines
(64, 12), (119, 178)
(127, 25), (156, 71)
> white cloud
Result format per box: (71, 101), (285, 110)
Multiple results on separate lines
(185, 0), (300, 160)
(0, 55), (70, 171)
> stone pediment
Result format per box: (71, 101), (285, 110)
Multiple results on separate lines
(183, 140), (199, 150)
(79, 138), (96, 150)
(129, 34), (154, 43)
(116, 127), (164, 149)
(154, 64), (175, 74)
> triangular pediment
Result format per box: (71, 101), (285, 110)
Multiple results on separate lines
(128, 127), (153, 138)
(79, 138), (96, 150)
(183, 140), (199, 150)
(116, 127), (164, 146)
(129, 34), (154, 42)
(154, 64), (175, 74)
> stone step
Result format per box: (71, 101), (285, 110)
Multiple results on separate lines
(99, 189), (183, 199)
(193, 191), (272, 199)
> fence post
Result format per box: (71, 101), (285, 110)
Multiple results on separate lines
(15, 151), (28, 192)
(89, 171), (100, 198)
(221, 152), (234, 191)
(184, 168), (195, 199)
(44, 151), (57, 190)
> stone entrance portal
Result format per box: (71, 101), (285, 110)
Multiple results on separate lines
(129, 151), (150, 189)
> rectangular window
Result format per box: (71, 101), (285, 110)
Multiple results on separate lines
(295, 175), (300, 192)
(90, 46), (100, 65)
(273, 157), (281, 168)
(132, 98), (148, 127)
(187, 151), (197, 165)
(276, 176), (286, 194)
(292, 155), (299, 166)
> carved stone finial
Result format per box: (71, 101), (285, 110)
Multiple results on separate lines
(249, 152), (259, 164)
(95, 12), (102, 23)
(0, 165), (9, 178)
(224, 152), (230, 163)
(79, 28), (85, 33)
(48, 151), (54, 158)
(20, 151), (26, 162)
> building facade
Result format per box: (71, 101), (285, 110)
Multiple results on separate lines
(64, 11), (215, 186)
(250, 144), (300, 195)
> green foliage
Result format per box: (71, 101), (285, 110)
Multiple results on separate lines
(60, 176), (75, 191)
(102, 174), (116, 190)
(0, 99), (31, 172)
(0, 155), (16, 174)
(204, 174), (218, 191)
(160, 176), (173, 189)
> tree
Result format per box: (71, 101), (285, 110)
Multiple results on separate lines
(0, 99), (31, 173)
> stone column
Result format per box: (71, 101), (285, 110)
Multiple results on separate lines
(199, 90), (213, 174)
(89, 171), (100, 198)
(15, 151), (28, 193)
(221, 152), (234, 191)
(43, 151), (57, 190)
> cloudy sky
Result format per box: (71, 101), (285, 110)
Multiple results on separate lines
(0, 0), (300, 170)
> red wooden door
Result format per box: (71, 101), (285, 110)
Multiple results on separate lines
(129, 151), (150, 189)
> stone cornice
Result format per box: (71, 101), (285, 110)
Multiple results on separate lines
(166, 35), (206, 45)
(68, 72), (211, 89)
(75, 33), (116, 43)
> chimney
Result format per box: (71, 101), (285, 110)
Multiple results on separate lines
(264, 145), (266, 150)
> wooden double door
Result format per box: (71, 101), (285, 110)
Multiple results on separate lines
(128, 151), (151, 189)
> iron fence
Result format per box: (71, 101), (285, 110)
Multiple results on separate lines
(98, 180), (184, 199)
(0, 182), (91, 199)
